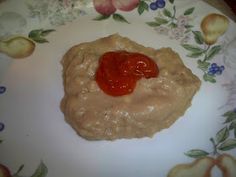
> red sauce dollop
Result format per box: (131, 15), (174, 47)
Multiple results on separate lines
(95, 51), (159, 96)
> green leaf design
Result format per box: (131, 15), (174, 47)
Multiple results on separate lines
(205, 45), (221, 61)
(184, 29), (192, 34)
(197, 60), (210, 71)
(216, 127), (229, 144)
(12, 164), (25, 177)
(185, 149), (209, 158)
(187, 52), (204, 58)
(154, 17), (169, 24)
(33, 38), (49, 43)
(181, 44), (205, 53)
(229, 121), (236, 130)
(28, 29), (55, 43)
(173, 5), (176, 13)
(146, 21), (161, 27)
(192, 31), (204, 45)
(163, 8), (172, 18)
(203, 73), (216, 83)
(138, 1), (149, 15)
(31, 161), (48, 177)
(169, 22), (177, 28)
(146, 17), (168, 27)
(41, 29), (55, 36)
(234, 128), (236, 138)
(112, 13), (130, 24)
(28, 29), (43, 38)
(187, 49), (205, 58)
(218, 139), (236, 151)
(16, 165), (24, 175)
(185, 24), (194, 29)
(224, 113), (236, 123)
(184, 7), (195, 15)
(169, 0), (175, 4)
(93, 15), (110, 21)
(223, 110), (236, 117)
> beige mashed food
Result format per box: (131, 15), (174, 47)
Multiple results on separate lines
(61, 34), (201, 140)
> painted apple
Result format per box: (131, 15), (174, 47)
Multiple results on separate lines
(112, 0), (139, 11)
(0, 164), (11, 177)
(93, 0), (116, 15)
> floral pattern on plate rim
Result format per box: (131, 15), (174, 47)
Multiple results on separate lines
(0, 0), (236, 177)
(146, 0), (230, 83)
(166, 108), (236, 177)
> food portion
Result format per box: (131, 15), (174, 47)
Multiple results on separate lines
(96, 51), (159, 96)
(61, 34), (201, 140)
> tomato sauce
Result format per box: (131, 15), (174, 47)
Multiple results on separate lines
(95, 51), (159, 96)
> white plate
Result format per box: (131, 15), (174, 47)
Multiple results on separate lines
(0, 1), (236, 177)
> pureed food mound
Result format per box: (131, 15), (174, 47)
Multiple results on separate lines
(61, 34), (201, 140)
